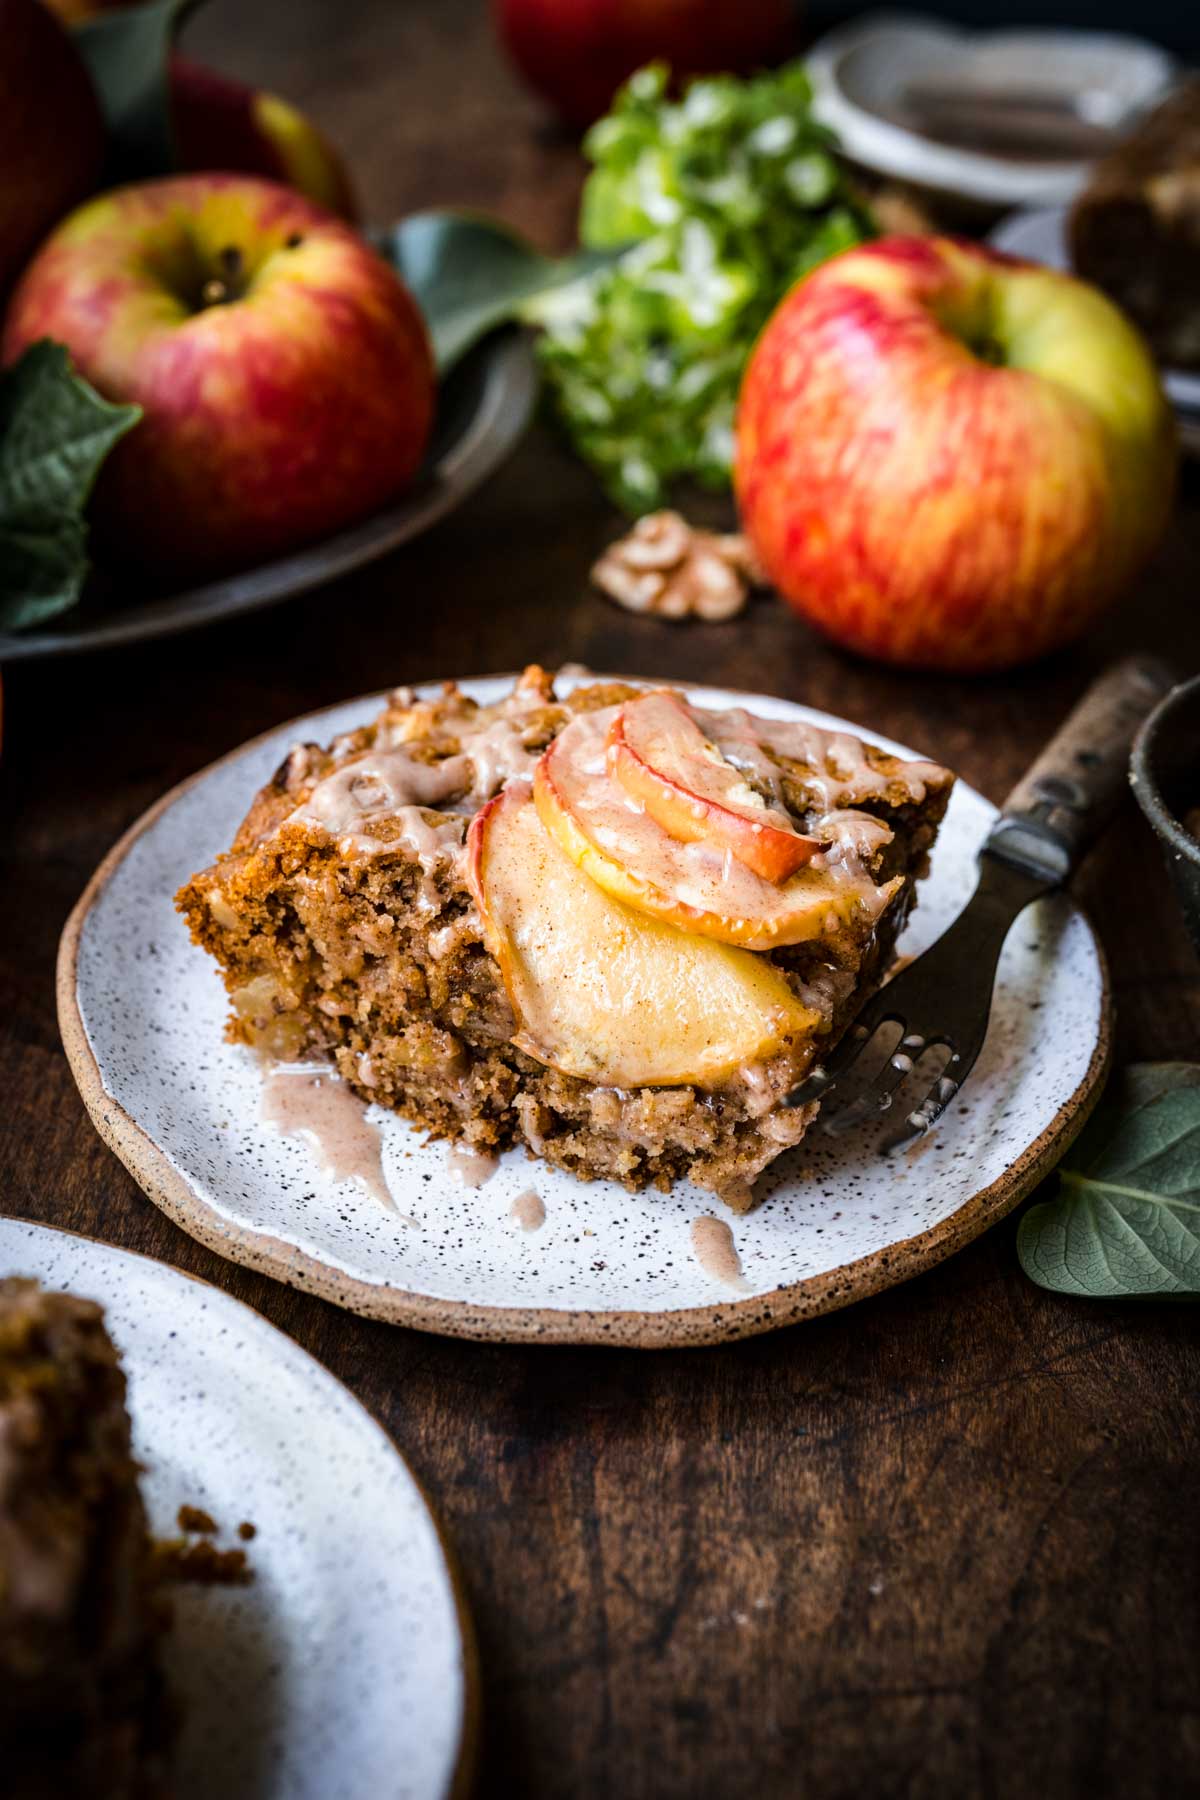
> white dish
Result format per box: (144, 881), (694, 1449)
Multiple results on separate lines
(0, 1218), (475, 1799)
(59, 676), (1110, 1347)
(990, 204), (1200, 421)
(809, 13), (1173, 208)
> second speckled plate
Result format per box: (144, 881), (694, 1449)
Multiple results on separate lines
(58, 676), (1110, 1347)
(0, 1217), (476, 1799)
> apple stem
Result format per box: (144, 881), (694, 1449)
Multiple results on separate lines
(201, 247), (245, 308)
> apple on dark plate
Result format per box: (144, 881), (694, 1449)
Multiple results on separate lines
(4, 174), (436, 578)
(0, 175), (537, 661)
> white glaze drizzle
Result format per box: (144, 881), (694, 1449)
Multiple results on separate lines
(510, 1189), (546, 1231)
(260, 1066), (416, 1222)
(447, 1142), (500, 1188)
(690, 1215), (751, 1291)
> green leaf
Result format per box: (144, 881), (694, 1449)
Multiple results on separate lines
(1017, 1063), (1200, 1299)
(0, 342), (141, 633)
(73, 0), (197, 179)
(374, 212), (620, 375)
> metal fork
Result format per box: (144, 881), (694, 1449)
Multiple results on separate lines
(785, 657), (1174, 1151)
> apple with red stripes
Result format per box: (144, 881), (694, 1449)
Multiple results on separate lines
(735, 235), (1177, 674)
(2, 174), (434, 578)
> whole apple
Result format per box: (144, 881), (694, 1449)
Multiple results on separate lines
(170, 57), (358, 220)
(734, 236), (1177, 674)
(2, 174), (435, 578)
(0, 0), (104, 292)
(494, 0), (794, 128)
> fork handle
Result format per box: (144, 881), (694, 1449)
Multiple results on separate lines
(984, 656), (1175, 885)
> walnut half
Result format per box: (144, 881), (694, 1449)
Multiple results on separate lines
(592, 511), (765, 622)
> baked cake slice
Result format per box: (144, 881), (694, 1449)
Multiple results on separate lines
(0, 1279), (172, 1800)
(1070, 78), (1200, 371)
(178, 668), (953, 1208)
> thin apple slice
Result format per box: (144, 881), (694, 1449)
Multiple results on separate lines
(607, 689), (822, 882)
(533, 707), (900, 952)
(466, 782), (819, 1088)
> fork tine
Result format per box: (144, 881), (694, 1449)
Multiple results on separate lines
(783, 1023), (873, 1109)
(784, 1010), (900, 1110)
(882, 1050), (972, 1154)
(822, 1033), (929, 1137)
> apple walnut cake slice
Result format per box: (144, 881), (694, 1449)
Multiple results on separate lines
(177, 668), (953, 1209)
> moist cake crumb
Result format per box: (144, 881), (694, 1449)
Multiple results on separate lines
(153, 1539), (253, 1588)
(0, 1278), (174, 1800)
(176, 1504), (217, 1536)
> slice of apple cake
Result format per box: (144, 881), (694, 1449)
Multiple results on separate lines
(0, 1279), (173, 1799)
(177, 667), (953, 1209)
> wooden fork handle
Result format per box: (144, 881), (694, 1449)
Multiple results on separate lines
(985, 656), (1175, 884)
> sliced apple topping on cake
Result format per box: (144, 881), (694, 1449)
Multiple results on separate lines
(178, 668), (953, 1204)
(534, 701), (903, 951)
(467, 781), (820, 1088)
(607, 689), (823, 881)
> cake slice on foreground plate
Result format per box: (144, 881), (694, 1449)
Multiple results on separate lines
(178, 668), (953, 1209)
(0, 1278), (172, 1800)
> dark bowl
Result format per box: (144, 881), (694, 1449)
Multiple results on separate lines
(1130, 673), (1200, 958)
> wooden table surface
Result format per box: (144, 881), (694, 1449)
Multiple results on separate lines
(5, 3), (1200, 1794)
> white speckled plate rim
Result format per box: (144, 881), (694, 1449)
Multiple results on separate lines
(57, 675), (1111, 1348)
(0, 1216), (478, 1800)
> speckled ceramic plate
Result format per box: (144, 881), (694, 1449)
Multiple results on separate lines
(0, 1217), (476, 1798)
(58, 676), (1110, 1347)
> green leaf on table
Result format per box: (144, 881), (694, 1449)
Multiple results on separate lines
(375, 211), (620, 375)
(73, 0), (197, 180)
(1017, 1063), (1200, 1298)
(0, 341), (141, 633)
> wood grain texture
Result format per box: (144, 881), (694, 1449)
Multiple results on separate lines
(3, 1), (1200, 1793)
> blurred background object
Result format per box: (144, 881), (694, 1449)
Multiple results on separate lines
(1070, 78), (1200, 371)
(807, 15), (1175, 212)
(0, 0), (104, 291)
(492, 0), (797, 128)
(169, 53), (357, 217)
(1131, 675), (1200, 960)
(805, 0), (1200, 58)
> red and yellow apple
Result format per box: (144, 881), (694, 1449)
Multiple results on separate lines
(169, 56), (357, 220)
(533, 704), (900, 949)
(36, 0), (357, 217)
(0, 0), (104, 292)
(734, 235), (1178, 674)
(493, 0), (794, 128)
(467, 779), (818, 1087)
(2, 174), (434, 577)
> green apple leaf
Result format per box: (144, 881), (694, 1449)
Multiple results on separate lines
(374, 211), (619, 374)
(1017, 1063), (1200, 1298)
(73, 0), (199, 179)
(0, 341), (141, 633)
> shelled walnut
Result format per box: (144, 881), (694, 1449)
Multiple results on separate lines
(591, 511), (766, 622)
